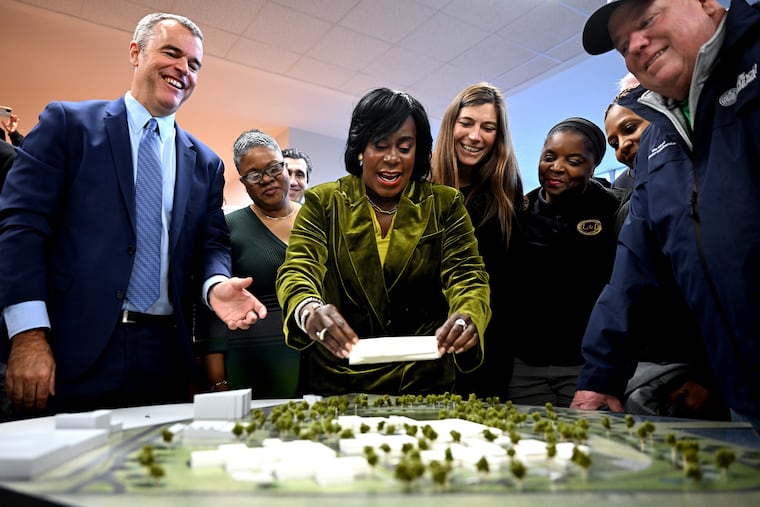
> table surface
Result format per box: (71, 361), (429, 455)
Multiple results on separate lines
(2, 399), (760, 507)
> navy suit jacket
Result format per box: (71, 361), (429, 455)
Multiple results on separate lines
(0, 140), (15, 192)
(0, 98), (231, 382)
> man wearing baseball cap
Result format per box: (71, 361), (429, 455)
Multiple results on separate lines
(571, 0), (760, 431)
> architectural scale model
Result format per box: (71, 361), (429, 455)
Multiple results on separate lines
(1, 391), (758, 500)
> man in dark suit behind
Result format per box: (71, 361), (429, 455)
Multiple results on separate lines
(0, 13), (267, 416)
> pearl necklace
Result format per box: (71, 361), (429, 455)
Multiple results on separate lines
(253, 203), (296, 221)
(367, 196), (398, 215)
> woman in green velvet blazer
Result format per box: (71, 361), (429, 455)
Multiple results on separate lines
(276, 88), (491, 396)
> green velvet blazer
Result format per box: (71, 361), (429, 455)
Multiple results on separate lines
(276, 174), (491, 395)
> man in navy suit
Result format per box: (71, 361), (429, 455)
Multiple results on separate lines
(0, 13), (266, 416)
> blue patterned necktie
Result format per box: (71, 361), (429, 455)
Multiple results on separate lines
(127, 118), (163, 312)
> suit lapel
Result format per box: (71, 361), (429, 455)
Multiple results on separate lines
(170, 127), (196, 254)
(338, 178), (431, 322)
(104, 99), (136, 231)
(384, 181), (429, 291)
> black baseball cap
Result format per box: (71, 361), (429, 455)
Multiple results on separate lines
(582, 0), (631, 55)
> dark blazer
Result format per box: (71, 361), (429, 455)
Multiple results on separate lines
(0, 140), (15, 192)
(0, 98), (231, 382)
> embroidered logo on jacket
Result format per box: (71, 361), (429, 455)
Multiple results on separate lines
(577, 219), (603, 236)
(719, 63), (757, 106)
(648, 140), (677, 160)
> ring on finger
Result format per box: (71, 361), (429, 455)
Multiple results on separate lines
(316, 328), (328, 341)
(454, 318), (466, 329)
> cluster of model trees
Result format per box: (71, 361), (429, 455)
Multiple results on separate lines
(133, 392), (741, 490)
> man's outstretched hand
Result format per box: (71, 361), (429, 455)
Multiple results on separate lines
(209, 277), (267, 330)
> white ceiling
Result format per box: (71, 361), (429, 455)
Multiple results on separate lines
(13, 0), (607, 139)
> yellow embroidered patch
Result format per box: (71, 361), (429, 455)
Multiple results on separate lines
(577, 219), (603, 236)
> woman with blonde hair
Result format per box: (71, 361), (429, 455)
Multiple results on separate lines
(432, 82), (523, 400)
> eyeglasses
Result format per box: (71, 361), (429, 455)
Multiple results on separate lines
(239, 161), (286, 185)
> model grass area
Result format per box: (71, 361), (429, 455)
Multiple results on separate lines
(15, 395), (760, 496)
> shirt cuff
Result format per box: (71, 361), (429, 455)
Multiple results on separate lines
(3, 301), (51, 339)
(203, 275), (230, 308)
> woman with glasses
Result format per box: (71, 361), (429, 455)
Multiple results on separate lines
(276, 88), (491, 396)
(200, 129), (302, 397)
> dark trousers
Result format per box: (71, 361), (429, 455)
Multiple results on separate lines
(47, 316), (192, 414)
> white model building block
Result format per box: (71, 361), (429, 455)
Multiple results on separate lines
(461, 437), (508, 457)
(193, 388), (252, 420)
(510, 438), (547, 460)
(313, 456), (370, 485)
(0, 429), (108, 480)
(55, 409), (112, 430)
(182, 420), (238, 441)
(229, 470), (276, 483)
(424, 418), (499, 440)
(338, 433), (417, 456)
(336, 415), (388, 432)
(190, 449), (225, 468)
(271, 459), (317, 480)
(269, 440), (337, 461)
(224, 447), (280, 472)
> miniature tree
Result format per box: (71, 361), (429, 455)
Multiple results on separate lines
(364, 446), (379, 474)
(637, 421), (656, 450)
(507, 447), (516, 459)
(417, 437), (430, 450)
(573, 426), (588, 445)
(600, 415), (611, 438)
(476, 456), (490, 477)
(394, 455), (425, 491)
(355, 393), (369, 409)
(571, 446), (592, 481)
(380, 442), (392, 464)
(714, 448), (736, 481)
(677, 439), (700, 471)
(636, 424), (651, 452)
(422, 424), (438, 442)
(405, 424), (418, 437)
(340, 428), (355, 439)
(624, 415), (635, 437)
(231, 421), (244, 440)
(149, 463), (165, 485)
(685, 461), (703, 482)
(444, 447), (454, 465)
(509, 429), (521, 446)
(664, 433), (678, 466)
(160, 427), (174, 446)
(557, 422), (573, 441)
(510, 459), (527, 491)
(360, 422), (370, 434)
(483, 429), (498, 442)
(450, 430), (462, 443)
(429, 460), (451, 490)
(533, 419), (551, 436)
(546, 442), (557, 461)
(245, 421), (258, 443)
(138, 445), (155, 467)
